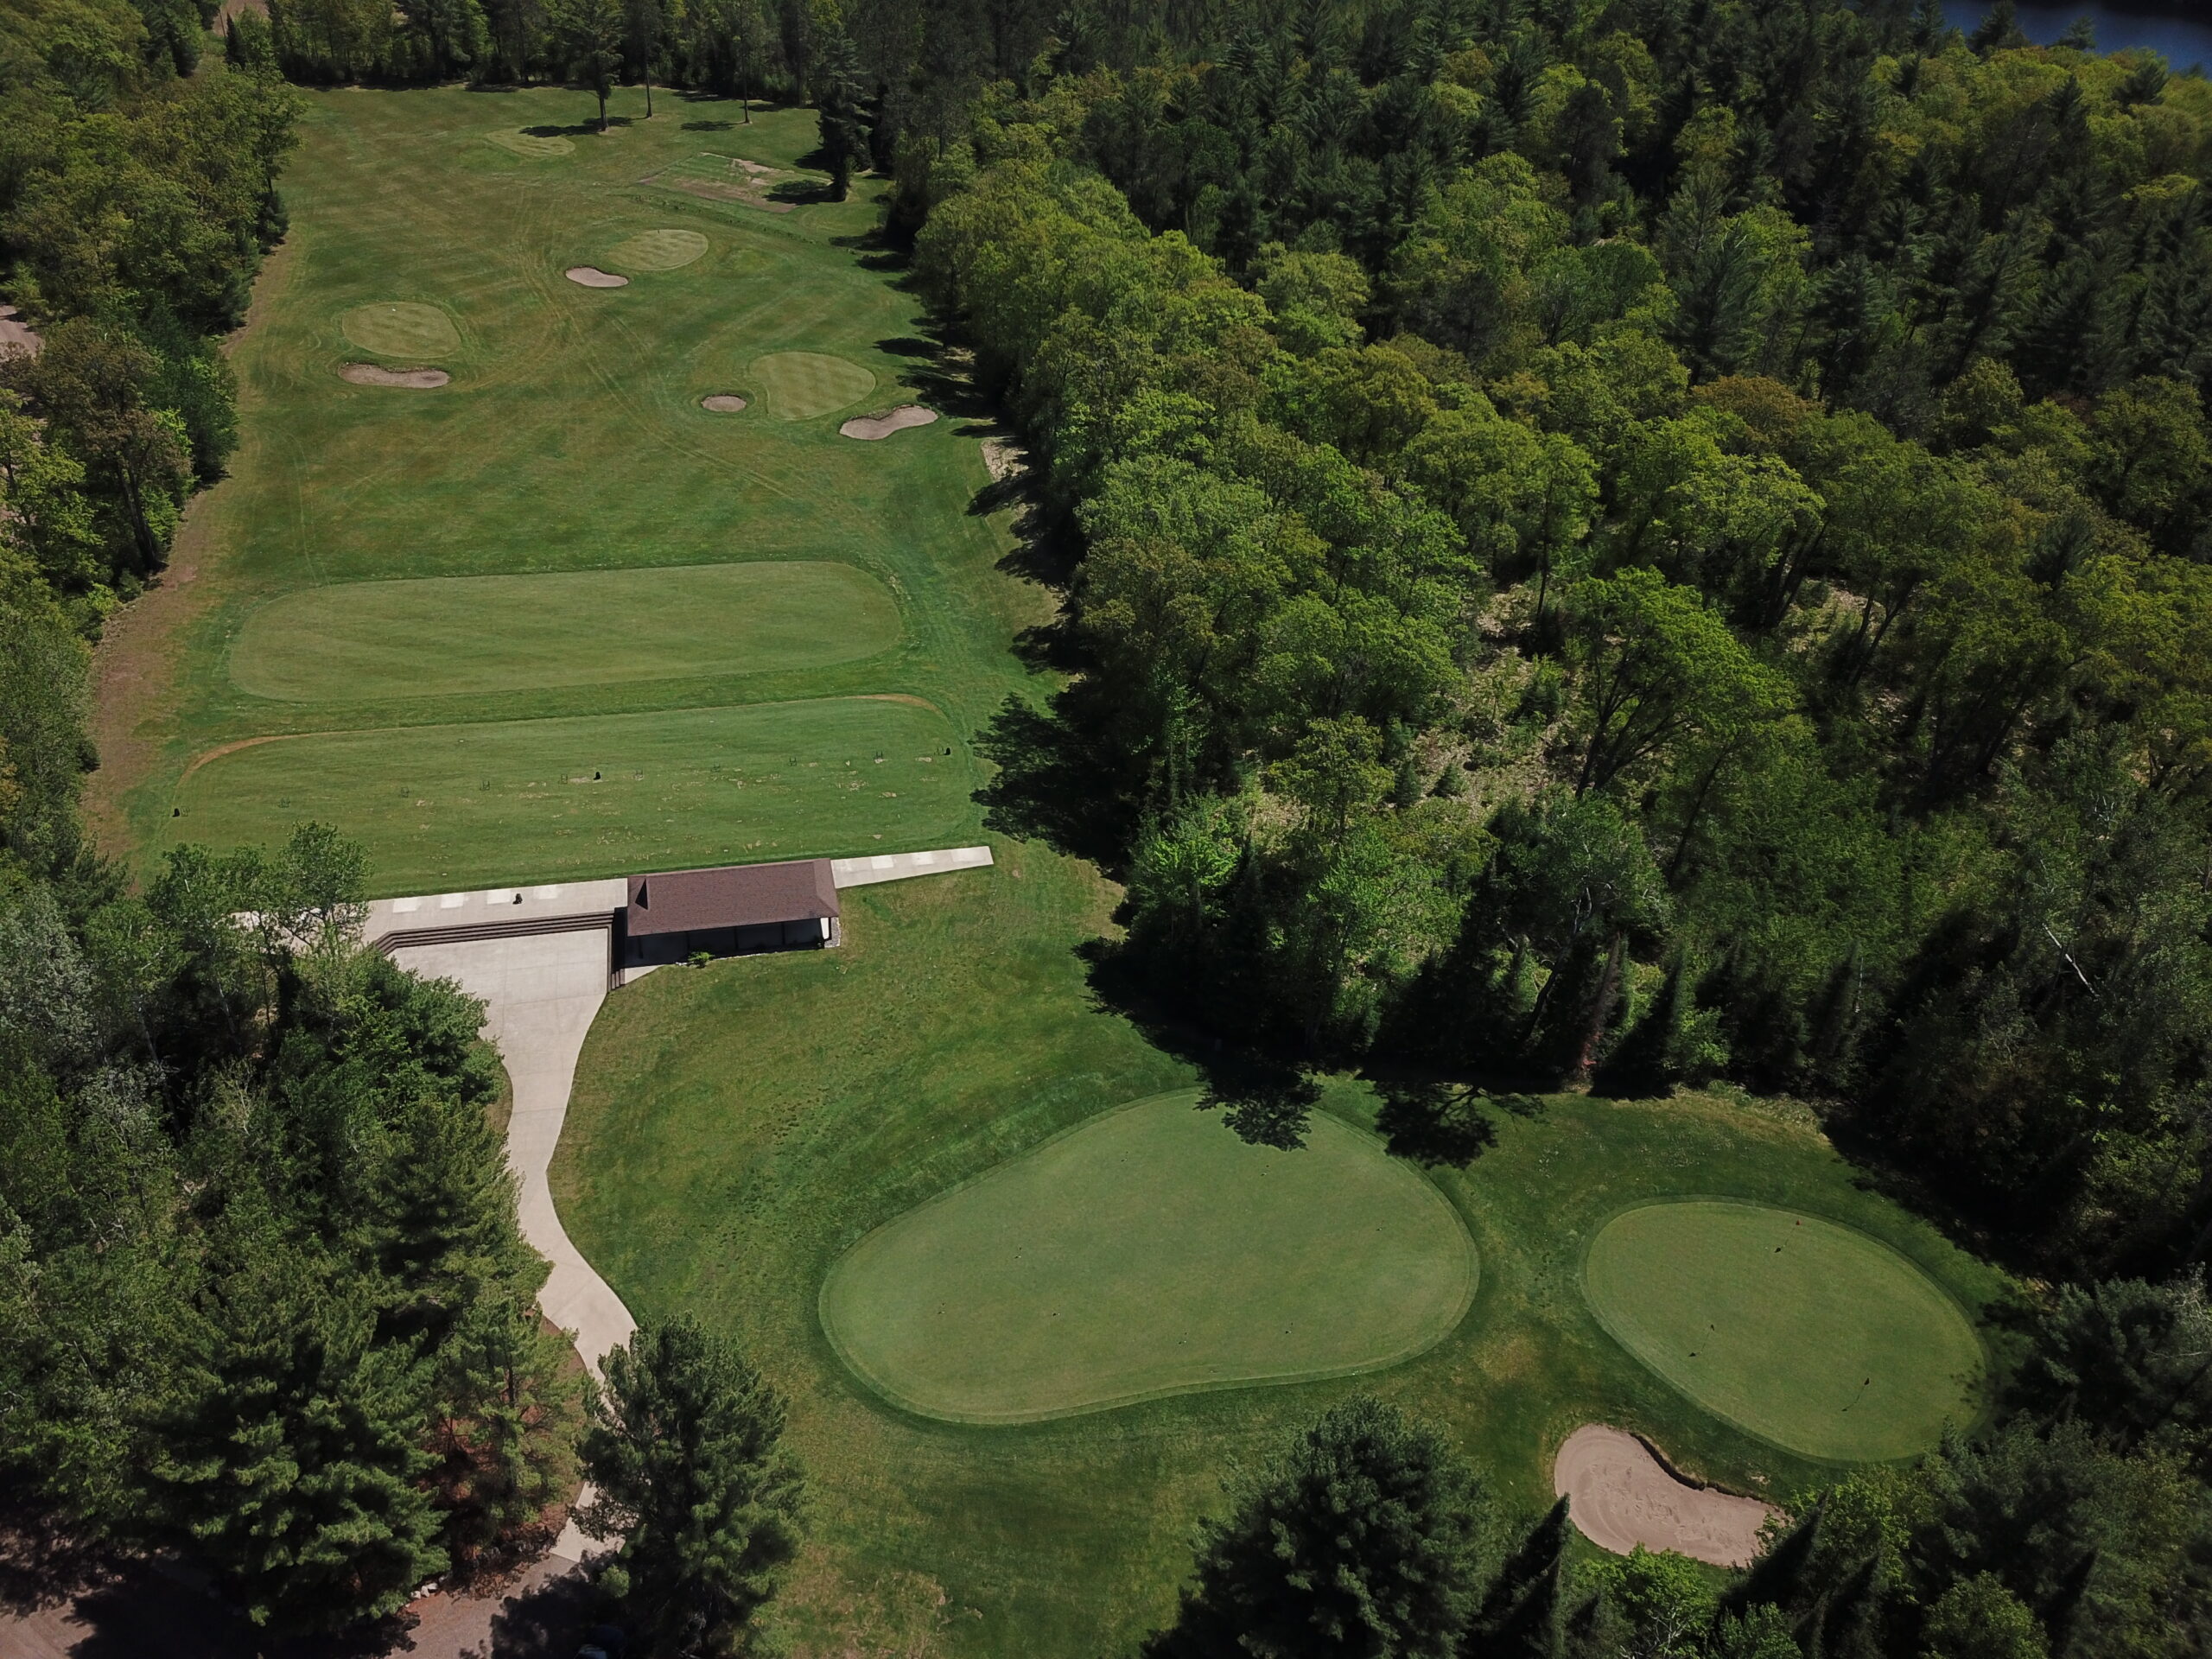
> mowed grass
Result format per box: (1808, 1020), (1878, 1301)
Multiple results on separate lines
(341, 301), (461, 358)
(752, 350), (878, 418)
(556, 856), (2012, 1659)
(1584, 1201), (1986, 1462)
(171, 696), (973, 892)
(607, 227), (709, 270)
(96, 88), (1038, 896)
(229, 562), (900, 701)
(820, 1092), (1477, 1424)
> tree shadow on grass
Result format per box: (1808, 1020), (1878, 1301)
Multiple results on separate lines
(522, 119), (631, 137)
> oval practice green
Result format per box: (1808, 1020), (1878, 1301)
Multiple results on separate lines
(1583, 1200), (1986, 1462)
(820, 1093), (1478, 1424)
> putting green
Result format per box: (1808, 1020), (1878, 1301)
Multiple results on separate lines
(342, 302), (461, 359)
(1583, 1202), (1986, 1461)
(607, 229), (709, 271)
(229, 562), (899, 702)
(752, 351), (876, 420)
(168, 696), (975, 893)
(820, 1093), (1478, 1423)
(486, 129), (574, 159)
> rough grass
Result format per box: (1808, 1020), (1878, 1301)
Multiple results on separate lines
(556, 861), (2012, 1659)
(751, 350), (878, 419)
(340, 301), (461, 358)
(93, 90), (1033, 896)
(606, 228), (710, 270)
(485, 128), (573, 159)
(167, 696), (975, 893)
(820, 1091), (1478, 1424)
(1582, 1200), (1986, 1462)
(228, 562), (901, 702)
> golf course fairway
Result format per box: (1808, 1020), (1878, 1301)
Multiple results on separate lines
(818, 1091), (1478, 1423)
(1583, 1201), (1986, 1461)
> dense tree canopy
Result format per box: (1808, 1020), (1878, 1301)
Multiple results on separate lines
(895, 0), (2212, 1287)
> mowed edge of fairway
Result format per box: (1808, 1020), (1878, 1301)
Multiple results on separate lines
(1581, 1198), (1989, 1463)
(227, 561), (903, 702)
(166, 696), (976, 894)
(818, 1091), (1480, 1426)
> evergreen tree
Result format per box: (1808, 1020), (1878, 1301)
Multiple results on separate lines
(1144, 1395), (1491, 1659)
(582, 1319), (805, 1656)
(814, 27), (868, 201)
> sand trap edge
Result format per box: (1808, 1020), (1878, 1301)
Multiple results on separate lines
(1553, 1424), (1777, 1567)
(700, 394), (749, 412)
(565, 266), (630, 289)
(841, 404), (939, 441)
(340, 363), (450, 389)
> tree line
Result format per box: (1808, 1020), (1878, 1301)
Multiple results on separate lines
(0, 4), (806, 1647)
(901, 1), (2212, 1287)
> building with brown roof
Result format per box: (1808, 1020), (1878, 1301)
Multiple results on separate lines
(620, 858), (840, 966)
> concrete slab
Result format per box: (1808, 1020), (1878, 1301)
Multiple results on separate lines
(830, 844), (993, 887)
(386, 928), (636, 1379)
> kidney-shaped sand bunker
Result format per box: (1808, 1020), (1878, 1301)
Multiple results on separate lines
(820, 1093), (1478, 1423)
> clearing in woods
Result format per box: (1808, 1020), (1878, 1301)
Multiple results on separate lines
(96, 83), (2013, 1659)
(97, 90), (1007, 895)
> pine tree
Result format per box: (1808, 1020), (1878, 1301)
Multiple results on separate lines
(815, 29), (868, 201)
(582, 1319), (805, 1656)
(1144, 1395), (1491, 1659)
(146, 1224), (444, 1632)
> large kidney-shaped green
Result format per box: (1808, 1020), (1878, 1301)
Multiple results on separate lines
(819, 1093), (1478, 1423)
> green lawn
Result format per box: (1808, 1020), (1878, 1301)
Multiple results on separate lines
(169, 696), (973, 893)
(96, 88), (1035, 896)
(556, 858), (2011, 1659)
(1583, 1201), (1987, 1462)
(228, 562), (900, 702)
(819, 1091), (1477, 1425)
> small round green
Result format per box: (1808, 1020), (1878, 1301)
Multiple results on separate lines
(1582, 1200), (1987, 1461)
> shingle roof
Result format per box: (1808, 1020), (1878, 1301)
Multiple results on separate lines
(625, 859), (840, 937)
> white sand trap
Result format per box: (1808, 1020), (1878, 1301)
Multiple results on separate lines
(700, 394), (748, 412)
(565, 266), (629, 289)
(1554, 1425), (1777, 1567)
(340, 363), (449, 389)
(841, 405), (938, 441)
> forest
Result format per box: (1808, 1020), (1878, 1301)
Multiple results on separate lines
(4, 0), (2212, 1654)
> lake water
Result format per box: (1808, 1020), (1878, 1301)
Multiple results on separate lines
(1943, 3), (2212, 69)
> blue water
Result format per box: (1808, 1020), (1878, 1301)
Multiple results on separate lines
(1942, 3), (2212, 68)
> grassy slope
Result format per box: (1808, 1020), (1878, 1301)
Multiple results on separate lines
(556, 861), (2012, 1659)
(93, 87), (1039, 895)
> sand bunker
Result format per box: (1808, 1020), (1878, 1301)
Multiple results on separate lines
(566, 266), (629, 289)
(0, 305), (42, 358)
(340, 363), (449, 389)
(700, 394), (748, 412)
(608, 229), (709, 271)
(841, 405), (938, 441)
(1554, 1426), (1776, 1567)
